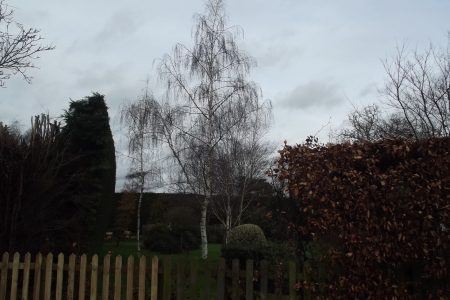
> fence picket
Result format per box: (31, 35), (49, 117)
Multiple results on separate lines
(32, 253), (42, 300)
(138, 256), (145, 300)
(44, 253), (53, 300)
(289, 261), (296, 300)
(231, 259), (239, 300)
(163, 257), (171, 300)
(101, 255), (110, 300)
(21, 253), (31, 300)
(176, 262), (183, 300)
(189, 259), (198, 299)
(260, 260), (268, 300)
(150, 256), (158, 300)
(67, 254), (76, 300)
(126, 256), (133, 300)
(56, 253), (64, 300)
(90, 255), (98, 300)
(0, 251), (302, 299)
(216, 258), (225, 300)
(0, 252), (9, 300)
(79, 254), (87, 300)
(113, 256), (122, 300)
(245, 260), (253, 300)
(10, 252), (19, 300)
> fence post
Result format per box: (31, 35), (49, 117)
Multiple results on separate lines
(289, 261), (296, 300)
(0, 252), (9, 300)
(44, 253), (53, 300)
(10, 252), (19, 300)
(231, 259), (239, 300)
(113, 255), (122, 300)
(188, 259), (198, 299)
(79, 254), (87, 300)
(90, 255), (99, 300)
(67, 254), (76, 300)
(216, 258), (225, 300)
(260, 260), (268, 300)
(101, 254), (110, 300)
(176, 262), (184, 300)
(32, 253), (42, 300)
(55, 253), (64, 300)
(138, 256), (146, 300)
(22, 253), (31, 300)
(150, 256), (158, 300)
(163, 256), (172, 300)
(245, 260), (254, 300)
(126, 256), (134, 300)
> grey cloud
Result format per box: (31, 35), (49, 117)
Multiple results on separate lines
(359, 82), (378, 98)
(257, 44), (305, 68)
(280, 80), (344, 109)
(94, 10), (141, 45)
(65, 10), (141, 55)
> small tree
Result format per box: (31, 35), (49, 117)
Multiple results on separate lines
(157, 0), (267, 259)
(121, 88), (161, 252)
(210, 120), (273, 243)
(0, 0), (54, 86)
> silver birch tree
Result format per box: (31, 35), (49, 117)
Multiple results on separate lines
(157, 0), (264, 259)
(120, 88), (161, 252)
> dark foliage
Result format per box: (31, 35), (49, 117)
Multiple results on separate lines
(143, 224), (200, 254)
(0, 115), (77, 253)
(63, 93), (116, 252)
(271, 137), (450, 298)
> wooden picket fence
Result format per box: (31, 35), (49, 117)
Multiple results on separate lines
(0, 251), (299, 299)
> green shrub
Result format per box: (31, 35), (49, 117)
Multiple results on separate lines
(143, 224), (179, 253)
(222, 224), (268, 262)
(227, 224), (267, 248)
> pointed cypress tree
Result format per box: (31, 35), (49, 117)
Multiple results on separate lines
(63, 93), (116, 252)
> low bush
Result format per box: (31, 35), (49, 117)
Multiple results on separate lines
(227, 224), (267, 248)
(143, 224), (200, 254)
(222, 224), (272, 262)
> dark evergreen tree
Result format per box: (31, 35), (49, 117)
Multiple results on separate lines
(0, 115), (75, 253)
(63, 93), (116, 252)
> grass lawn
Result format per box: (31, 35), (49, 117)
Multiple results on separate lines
(99, 240), (222, 263)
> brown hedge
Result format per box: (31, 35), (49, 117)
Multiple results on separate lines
(273, 137), (450, 298)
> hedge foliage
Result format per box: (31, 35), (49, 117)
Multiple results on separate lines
(272, 137), (449, 298)
(143, 224), (200, 254)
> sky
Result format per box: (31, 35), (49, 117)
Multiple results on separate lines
(1, 0), (449, 189)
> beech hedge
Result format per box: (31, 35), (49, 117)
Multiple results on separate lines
(272, 137), (449, 298)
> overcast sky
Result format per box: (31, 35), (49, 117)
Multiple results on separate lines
(1, 0), (449, 189)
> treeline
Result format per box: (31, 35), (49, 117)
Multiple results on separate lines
(112, 183), (275, 242)
(0, 93), (116, 254)
(272, 137), (450, 298)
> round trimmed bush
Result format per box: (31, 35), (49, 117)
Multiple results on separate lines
(227, 224), (267, 248)
(222, 224), (268, 261)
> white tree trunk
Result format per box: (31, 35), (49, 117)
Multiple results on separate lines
(200, 197), (209, 259)
(225, 209), (232, 244)
(137, 186), (143, 252)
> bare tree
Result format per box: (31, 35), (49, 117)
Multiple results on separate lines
(120, 88), (162, 252)
(210, 102), (272, 243)
(0, 1), (54, 86)
(338, 35), (450, 142)
(157, 0), (266, 259)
